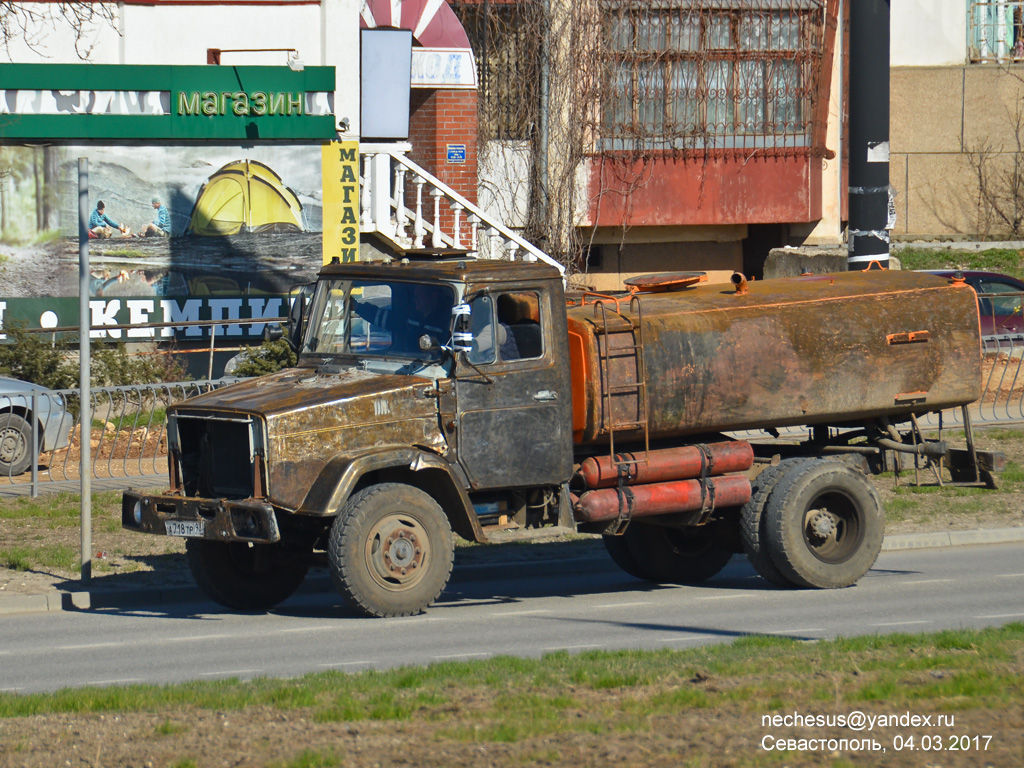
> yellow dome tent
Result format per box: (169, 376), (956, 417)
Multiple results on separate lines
(186, 160), (305, 235)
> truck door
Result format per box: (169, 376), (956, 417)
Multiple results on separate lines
(454, 288), (573, 490)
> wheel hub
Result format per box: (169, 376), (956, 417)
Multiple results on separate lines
(383, 529), (422, 574)
(807, 508), (838, 541)
(0, 428), (25, 464)
(366, 514), (429, 590)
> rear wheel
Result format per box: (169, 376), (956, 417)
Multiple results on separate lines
(740, 459), (810, 587)
(622, 522), (733, 584)
(602, 533), (654, 580)
(328, 483), (454, 618)
(0, 413), (33, 477)
(763, 460), (884, 589)
(185, 540), (309, 611)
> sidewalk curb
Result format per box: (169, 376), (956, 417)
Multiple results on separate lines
(3, 527), (1024, 617)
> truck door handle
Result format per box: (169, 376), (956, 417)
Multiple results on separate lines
(534, 390), (557, 402)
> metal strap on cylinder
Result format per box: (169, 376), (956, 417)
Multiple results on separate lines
(613, 455), (635, 532)
(695, 443), (717, 523)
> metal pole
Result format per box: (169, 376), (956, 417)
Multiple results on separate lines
(207, 323), (217, 380)
(79, 158), (92, 585)
(30, 389), (38, 497)
(847, 0), (890, 269)
(836, 0), (845, 243)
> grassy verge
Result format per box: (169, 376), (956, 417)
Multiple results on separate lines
(1, 625), (1021, 767)
(0, 491), (138, 575)
(896, 246), (1024, 280)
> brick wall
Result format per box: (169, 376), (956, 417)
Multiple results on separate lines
(409, 88), (478, 205)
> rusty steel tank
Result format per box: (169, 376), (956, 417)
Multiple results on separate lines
(565, 270), (982, 446)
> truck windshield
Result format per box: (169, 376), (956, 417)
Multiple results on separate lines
(303, 278), (456, 361)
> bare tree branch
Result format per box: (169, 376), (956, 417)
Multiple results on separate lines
(1, 1), (116, 60)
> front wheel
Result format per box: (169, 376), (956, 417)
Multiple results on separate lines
(185, 540), (309, 611)
(0, 413), (33, 477)
(763, 461), (884, 589)
(328, 483), (454, 618)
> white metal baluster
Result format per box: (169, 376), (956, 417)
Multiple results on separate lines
(360, 152), (374, 228)
(430, 188), (444, 249)
(412, 175), (426, 249)
(451, 202), (463, 249)
(468, 213), (480, 255)
(487, 227), (499, 260)
(394, 165), (408, 246)
(506, 240), (519, 262)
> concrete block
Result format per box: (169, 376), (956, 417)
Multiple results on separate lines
(0, 593), (51, 615)
(882, 532), (952, 551)
(947, 527), (1024, 545)
(764, 247), (848, 278)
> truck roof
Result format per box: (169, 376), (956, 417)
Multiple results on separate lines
(318, 257), (562, 284)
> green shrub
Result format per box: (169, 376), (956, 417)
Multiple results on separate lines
(231, 339), (297, 378)
(0, 323), (186, 389)
(0, 324), (78, 390)
(91, 341), (185, 386)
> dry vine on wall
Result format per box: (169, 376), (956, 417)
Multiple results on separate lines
(454, 0), (829, 278)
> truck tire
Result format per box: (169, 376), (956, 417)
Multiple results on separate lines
(740, 459), (810, 587)
(185, 540), (309, 611)
(602, 533), (654, 580)
(0, 413), (33, 477)
(622, 522), (733, 584)
(328, 483), (454, 618)
(763, 460), (884, 589)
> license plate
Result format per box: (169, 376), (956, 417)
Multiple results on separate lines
(165, 519), (205, 538)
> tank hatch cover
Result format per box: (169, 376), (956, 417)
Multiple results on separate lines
(624, 272), (707, 293)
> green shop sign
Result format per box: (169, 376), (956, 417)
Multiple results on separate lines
(0, 296), (288, 341)
(0, 63), (336, 141)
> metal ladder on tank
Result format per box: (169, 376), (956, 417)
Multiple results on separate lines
(592, 295), (651, 474)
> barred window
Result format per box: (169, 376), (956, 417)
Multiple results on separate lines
(453, 1), (543, 142)
(969, 2), (1024, 62)
(601, 1), (823, 152)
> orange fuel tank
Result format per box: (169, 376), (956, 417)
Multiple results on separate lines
(565, 270), (982, 445)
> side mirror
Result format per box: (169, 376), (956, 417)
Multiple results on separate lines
(263, 324), (284, 342)
(450, 303), (473, 354)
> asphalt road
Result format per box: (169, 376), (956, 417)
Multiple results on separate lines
(2, 543), (1023, 694)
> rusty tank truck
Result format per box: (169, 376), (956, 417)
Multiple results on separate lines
(123, 256), (992, 617)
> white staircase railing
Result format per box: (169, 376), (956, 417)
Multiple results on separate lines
(359, 143), (565, 275)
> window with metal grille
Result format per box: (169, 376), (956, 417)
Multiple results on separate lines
(452, 1), (543, 142)
(601, 1), (823, 152)
(969, 1), (1024, 62)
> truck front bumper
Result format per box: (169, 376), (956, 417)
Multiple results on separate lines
(122, 490), (281, 544)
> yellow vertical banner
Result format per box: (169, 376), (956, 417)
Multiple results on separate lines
(321, 140), (360, 266)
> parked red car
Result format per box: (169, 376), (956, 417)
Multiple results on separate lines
(928, 270), (1024, 341)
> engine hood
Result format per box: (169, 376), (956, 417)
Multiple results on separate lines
(173, 368), (448, 512)
(175, 367), (436, 420)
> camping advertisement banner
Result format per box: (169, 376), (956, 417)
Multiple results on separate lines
(0, 143), (329, 340)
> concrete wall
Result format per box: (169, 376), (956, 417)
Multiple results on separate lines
(891, 0), (967, 67)
(891, 65), (1024, 239)
(3, 0), (362, 136)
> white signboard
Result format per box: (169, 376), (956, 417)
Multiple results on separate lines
(411, 48), (477, 90)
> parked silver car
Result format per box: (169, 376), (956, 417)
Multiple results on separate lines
(0, 377), (73, 476)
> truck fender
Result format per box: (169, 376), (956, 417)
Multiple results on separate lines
(299, 447), (486, 543)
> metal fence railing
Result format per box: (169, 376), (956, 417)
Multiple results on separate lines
(0, 379), (236, 495)
(6, 331), (1024, 495)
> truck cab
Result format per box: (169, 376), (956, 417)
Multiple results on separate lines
(297, 257), (574, 492)
(123, 256), (576, 618)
